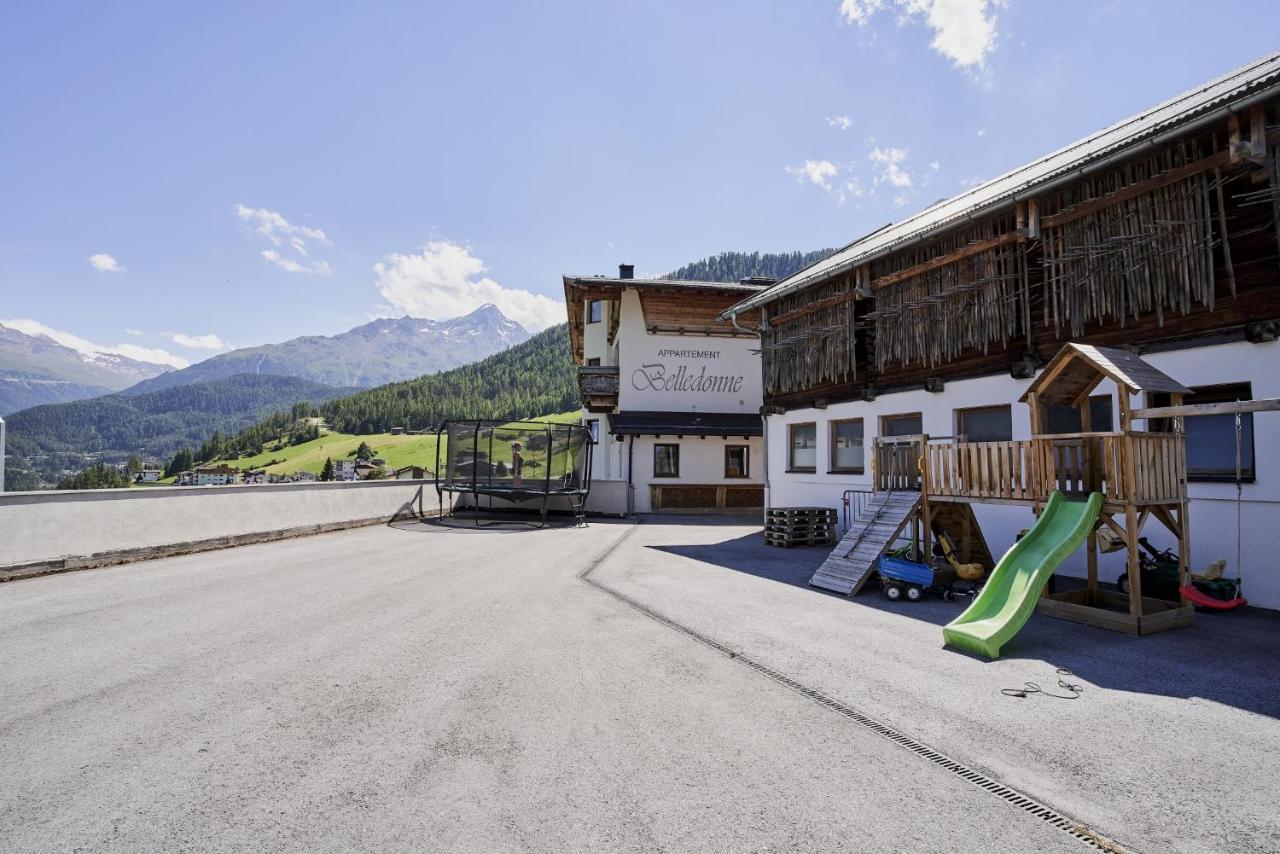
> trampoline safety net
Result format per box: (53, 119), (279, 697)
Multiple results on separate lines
(435, 419), (594, 526)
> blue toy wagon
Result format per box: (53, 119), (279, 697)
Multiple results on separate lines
(877, 555), (957, 602)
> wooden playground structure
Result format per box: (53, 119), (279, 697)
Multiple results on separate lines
(871, 343), (1203, 635)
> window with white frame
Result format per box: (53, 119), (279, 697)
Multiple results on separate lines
(829, 419), (864, 473)
(588, 300), (603, 323)
(653, 443), (680, 478)
(788, 423), (817, 472)
(1151, 383), (1255, 482)
(881, 412), (922, 437)
(725, 445), (749, 478)
(956, 405), (1013, 442)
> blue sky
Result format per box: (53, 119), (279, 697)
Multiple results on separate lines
(2, 1), (1277, 367)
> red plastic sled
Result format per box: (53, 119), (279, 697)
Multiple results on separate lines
(1179, 585), (1247, 610)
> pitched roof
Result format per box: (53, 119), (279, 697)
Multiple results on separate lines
(1021, 343), (1192, 407)
(726, 51), (1280, 316)
(564, 275), (768, 294)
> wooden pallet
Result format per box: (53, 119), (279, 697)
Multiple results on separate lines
(764, 506), (838, 548)
(809, 492), (920, 595)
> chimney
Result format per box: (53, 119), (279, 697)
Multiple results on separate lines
(618, 263), (634, 280)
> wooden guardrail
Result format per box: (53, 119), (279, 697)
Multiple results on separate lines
(892, 431), (1185, 506)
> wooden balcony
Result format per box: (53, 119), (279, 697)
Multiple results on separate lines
(578, 365), (619, 413)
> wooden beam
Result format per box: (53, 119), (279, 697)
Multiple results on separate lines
(1040, 150), (1231, 230)
(1131, 398), (1280, 419)
(871, 231), (1020, 290)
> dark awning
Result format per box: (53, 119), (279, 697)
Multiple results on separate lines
(608, 410), (762, 437)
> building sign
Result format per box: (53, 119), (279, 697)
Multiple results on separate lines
(619, 338), (762, 412)
(631, 349), (745, 395)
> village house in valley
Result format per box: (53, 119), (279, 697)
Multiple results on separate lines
(723, 53), (1280, 610)
(564, 266), (768, 514)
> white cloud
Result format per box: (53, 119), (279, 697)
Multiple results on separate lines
(88, 253), (123, 273)
(235, 204), (332, 275)
(373, 240), (564, 331)
(869, 146), (913, 188)
(838, 0), (1002, 70)
(260, 249), (332, 276)
(784, 159), (840, 192)
(1, 318), (188, 368)
(929, 160), (941, 172)
(960, 175), (986, 188)
(839, 0), (887, 25)
(164, 331), (231, 351)
(125, 328), (143, 336)
(977, 127), (987, 137)
(826, 115), (854, 130)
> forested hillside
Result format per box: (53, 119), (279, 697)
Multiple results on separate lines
(184, 324), (575, 466)
(5, 375), (353, 487)
(666, 249), (833, 283)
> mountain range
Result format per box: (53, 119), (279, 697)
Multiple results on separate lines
(122, 304), (530, 394)
(0, 305), (529, 415)
(4, 374), (355, 487)
(0, 323), (171, 414)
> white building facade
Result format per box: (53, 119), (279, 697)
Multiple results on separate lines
(724, 56), (1280, 610)
(565, 271), (767, 515)
(763, 339), (1280, 609)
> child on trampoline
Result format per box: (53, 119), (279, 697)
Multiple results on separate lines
(511, 440), (524, 487)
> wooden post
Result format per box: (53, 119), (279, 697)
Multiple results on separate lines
(919, 434), (932, 561)
(1087, 525), (1099, 600)
(1171, 392), (1191, 600)
(1125, 503), (1143, 621)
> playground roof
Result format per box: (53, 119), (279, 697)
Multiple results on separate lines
(1020, 343), (1192, 407)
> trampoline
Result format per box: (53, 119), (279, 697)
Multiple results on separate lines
(435, 419), (594, 527)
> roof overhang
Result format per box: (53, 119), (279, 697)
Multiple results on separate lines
(723, 51), (1280, 319)
(608, 410), (763, 438)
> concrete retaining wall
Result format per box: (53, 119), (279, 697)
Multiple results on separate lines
(0, 480), (432, 574)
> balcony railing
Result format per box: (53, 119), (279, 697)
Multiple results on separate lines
(877, 432), (1186, 507)
(578, 365), (619, 412)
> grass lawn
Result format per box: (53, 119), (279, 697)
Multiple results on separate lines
(202, 411), (582, 477)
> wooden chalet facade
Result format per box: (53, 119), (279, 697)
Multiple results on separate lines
(563, 267), (767, 514)
(724, 53), (1280, 609)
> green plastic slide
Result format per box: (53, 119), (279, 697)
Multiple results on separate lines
(942, 491), (1103, 660)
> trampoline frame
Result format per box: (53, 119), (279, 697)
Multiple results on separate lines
(434, 419), (595, 528)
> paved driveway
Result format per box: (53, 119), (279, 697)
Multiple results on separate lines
(3, 515), (1270, 852)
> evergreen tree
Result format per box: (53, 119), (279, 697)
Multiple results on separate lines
(354, 441), (375, 460)
(320, 457), (335, 481)
(666, 249), (835, 283)
(126, 454), (143, 476)
(57, 463), (132, 490)
(165, 448), (194, 477)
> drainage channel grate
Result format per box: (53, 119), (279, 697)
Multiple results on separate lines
(579, 525), (1130, 854)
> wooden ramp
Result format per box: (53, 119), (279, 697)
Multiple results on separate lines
(809, 492), (920, 596)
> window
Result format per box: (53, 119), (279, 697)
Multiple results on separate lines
(1044, 396), (1113, 434)
(587, 300), (603, 324)
(586, 419), (600, 443)
(956, 405), (1013, 442)
(586, 357), (601, 366)
(788, 423), (817, 471)
(725, 445), (749, 478)
(829, 419), (865, 473)
(1152, 383), (1255, 482)
(881, 412), (923, 437)
(653, 443), (680, 478)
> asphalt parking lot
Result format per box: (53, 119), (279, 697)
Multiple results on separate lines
(1, 514), (1276, 852)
